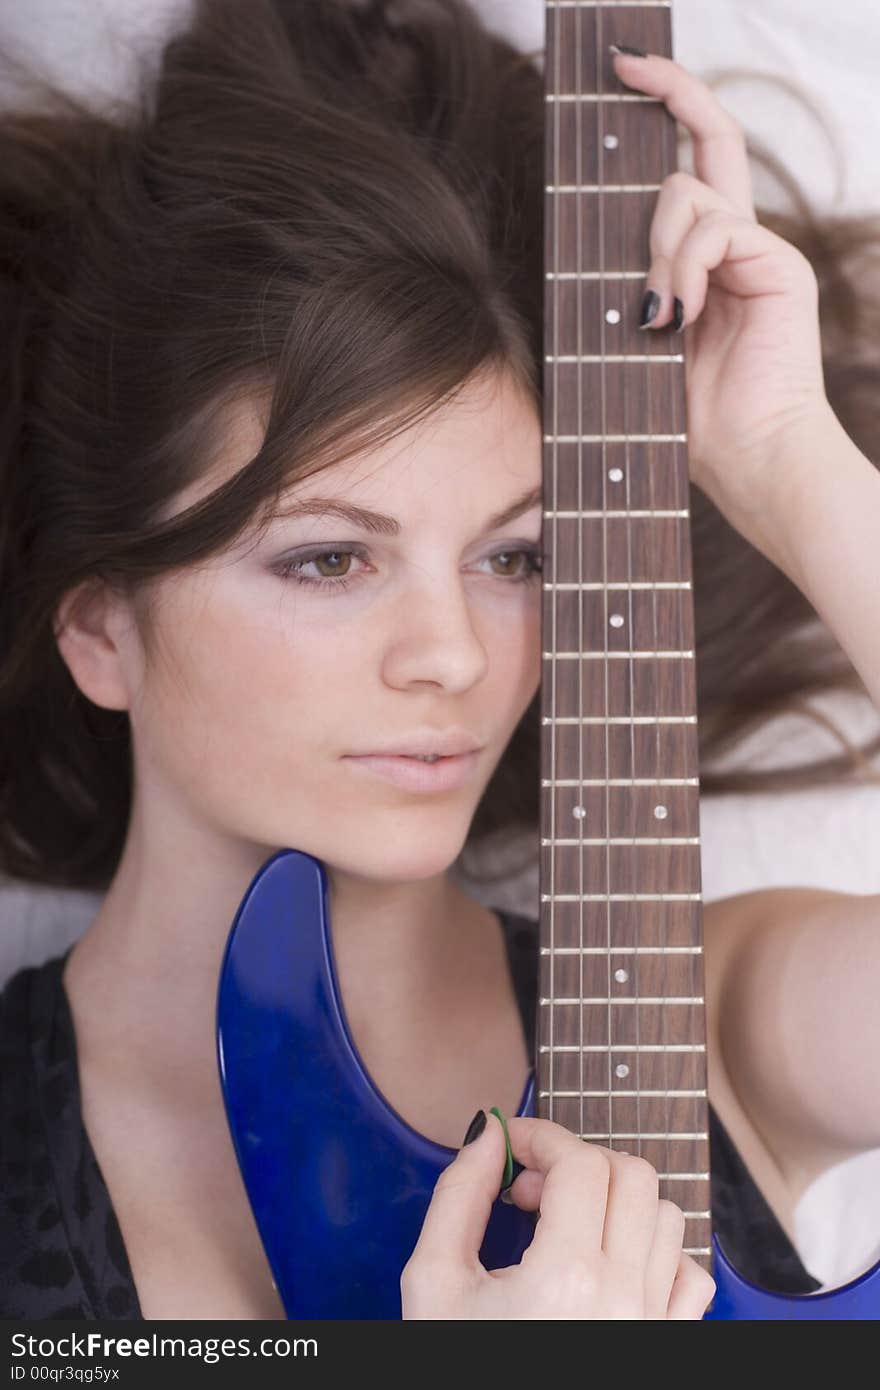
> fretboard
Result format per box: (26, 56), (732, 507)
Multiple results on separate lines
(539, 0), (709, 1267)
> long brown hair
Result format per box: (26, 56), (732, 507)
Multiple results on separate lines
(1, 0), (878, 894)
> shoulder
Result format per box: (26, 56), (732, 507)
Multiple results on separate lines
(702, 886), (855, 1229)
(701, 884), (846, 1038)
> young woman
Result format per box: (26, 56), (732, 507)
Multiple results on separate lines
(1, 0), (878, 1320)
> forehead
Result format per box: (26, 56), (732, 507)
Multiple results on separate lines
(168, 366), (540, 525)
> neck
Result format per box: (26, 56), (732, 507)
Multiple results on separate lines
(62, 793), (475, 1104)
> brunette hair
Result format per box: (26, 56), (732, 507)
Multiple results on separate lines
(1, 0), (878, 893)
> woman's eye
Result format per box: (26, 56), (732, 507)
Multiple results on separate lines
(489, 548), (544, 582)
(273, 545), (543, 593)
(274, 548), (365, 592)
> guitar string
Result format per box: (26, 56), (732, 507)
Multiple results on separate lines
(592, 0), (614, 1164)
(674, 80), (699, 1226)
(549, 0), (561, 1132)
(595, 10), (614, 1162)
(577, 0), (588, 1159)
(587, 3), (615, 1161)
(582, 0), (611, 1159)
(616, 16), (643, 1167)
(607, 13), (643, 1167)
(671, 34), (702, 1218)
(642, 15), (671, 1212)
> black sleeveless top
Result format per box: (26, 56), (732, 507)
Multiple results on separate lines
(0, 909), (821, 1318)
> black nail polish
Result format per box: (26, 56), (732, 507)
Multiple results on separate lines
(462, 1109), (487, 1146)
(611, 43), (647, 58)
(672, 296), (685, 332)
(638, 289), (660, 329)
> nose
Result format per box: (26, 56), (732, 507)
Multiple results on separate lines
(380, 568), (490, 693)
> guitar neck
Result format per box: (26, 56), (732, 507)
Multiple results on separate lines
(539, 0), (710, 1265)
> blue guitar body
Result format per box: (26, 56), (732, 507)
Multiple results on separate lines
(216, 849), (880, 1319)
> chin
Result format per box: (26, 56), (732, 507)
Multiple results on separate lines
(325, 830), (469, 886)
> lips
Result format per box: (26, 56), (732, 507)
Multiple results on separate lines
(343, 750), (480, 793)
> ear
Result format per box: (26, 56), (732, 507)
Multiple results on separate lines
(53, 579), (140, 713)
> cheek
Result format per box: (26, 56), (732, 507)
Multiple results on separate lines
(131, 587), (352, 820)
(493, 599), (541, 699)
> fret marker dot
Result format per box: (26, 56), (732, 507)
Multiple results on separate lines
(654, 804), (668, 820)
(609, 613), (624, 628)
(615, 1063), (630, 1078)
(608, 467), (623, 482)
(614, 968), (629, 984)
(572, 805), (586, 819)
(604, 134), (619, 150)
(605, 308), (621, 325)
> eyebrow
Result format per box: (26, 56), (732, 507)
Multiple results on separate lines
(268, 483), (544, 537)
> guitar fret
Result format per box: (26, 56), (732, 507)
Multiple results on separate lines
(541, 997), (705, 1005)
(541, 1090), (707, 1099)
(540, 1044), (706, 1052)
(539, 895), (697, 906)
(545, 354), (683, 362)
(547, 184), (663, 193)
(545, 95), (661, 104)
(541, 583), (694, 591)
(542, 717), (698, 725)
(683, 1212), (713, 1220)
(547, 271), (649, 279)
(543, 651), (695, 659)
(542, 777), (699, 785)
(684, 1247), (712, 1255)
(543, 434), (687, 442)
(536, 939), (700, 950)
(578, 1133), (709, 1141)
(541, 837), (700, 846)
(547, 2), (672, 7)
(543, 509), (689, 518)
(658, 1173), (710, 1181)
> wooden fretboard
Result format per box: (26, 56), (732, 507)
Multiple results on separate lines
(539, 0), (710, 1269)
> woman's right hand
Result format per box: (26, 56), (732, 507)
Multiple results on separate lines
(400, 1111), (716, 1319)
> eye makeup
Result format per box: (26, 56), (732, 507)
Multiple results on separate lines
(271, 542), (544, 594)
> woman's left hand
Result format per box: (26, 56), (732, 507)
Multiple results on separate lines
(611, 47), (840, 561)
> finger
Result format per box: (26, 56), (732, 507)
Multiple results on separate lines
(504, 1118), (611, 1258)
(666, 1252), (717, 1320)
(637, 172), (738, 329)
(499, 1166), (544, 1210)
(610, 49), (755, 217)
(599, 1152), (661, 1270)
(408, 1110), (508, 1268)
(643, 1199), (686, 1319)
(667, 207), (812, 331)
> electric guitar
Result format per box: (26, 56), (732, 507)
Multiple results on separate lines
(216, 0), (880, 1319)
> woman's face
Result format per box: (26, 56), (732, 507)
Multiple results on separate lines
(113, 367), (543, 887)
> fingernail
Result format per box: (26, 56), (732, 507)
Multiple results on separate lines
(461, 1109), (487, 1146)
(638, 289), (660, 330)
(672, 296), (685, 332)
(609, 42), (647, 58)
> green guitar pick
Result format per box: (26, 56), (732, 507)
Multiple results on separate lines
(489, 1105), (514, 1191)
